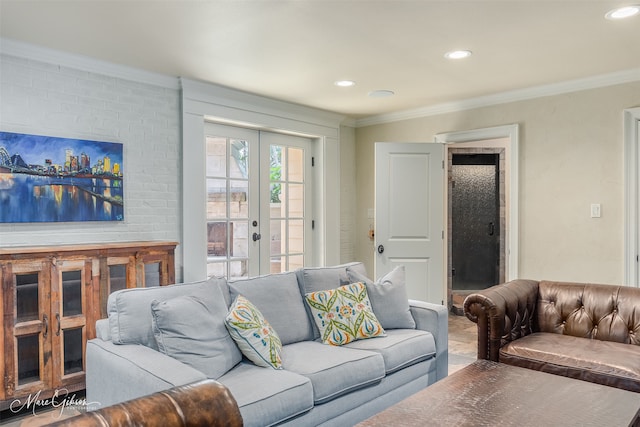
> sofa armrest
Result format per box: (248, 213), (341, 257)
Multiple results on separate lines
(463, 279), (539, 361)
(409, 299), (448, 380)
(46, 379), (242, 427)
(95, 318), (110, 341)
(86, 339), (207, 410)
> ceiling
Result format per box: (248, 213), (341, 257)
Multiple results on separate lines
(1, 1), (639, 120)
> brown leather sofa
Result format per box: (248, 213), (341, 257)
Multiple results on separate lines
(463, 279), (640, 392)
(44, 380), (243, 427)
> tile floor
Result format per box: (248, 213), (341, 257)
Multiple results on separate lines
(0, 312), (479, 426)
(447, 312), (478, 374)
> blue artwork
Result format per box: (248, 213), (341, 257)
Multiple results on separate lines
(0, 132), (124, 223)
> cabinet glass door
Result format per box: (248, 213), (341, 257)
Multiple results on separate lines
(100, 256), (132, 317)
(7, 262), (51, 396)
(52, 260), (87, 385)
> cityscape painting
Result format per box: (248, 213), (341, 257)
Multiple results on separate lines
(0, 131), (124, 223)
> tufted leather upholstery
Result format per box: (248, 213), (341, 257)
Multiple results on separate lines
(44, 380), (243, 427)
(464, 280), (640, 392)
(537, 281), (640, 344)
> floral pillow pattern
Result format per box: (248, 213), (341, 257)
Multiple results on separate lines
(225, 295), (283, 369)
(305, 282), (385, 346)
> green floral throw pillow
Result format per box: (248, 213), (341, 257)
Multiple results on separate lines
(225, 295), (283, 369)
(305, 282), (386, 346)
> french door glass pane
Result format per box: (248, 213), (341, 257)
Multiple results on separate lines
(288, 148), (304, 182)
(206, 137), (226, 176)
(289, 254), (304, 271)
(63, 328), (83, 375)
(288, 219), (304, 253)
(206, 134), (250, 279)
(270, 256), (282, 274)
(289, 183), (304, 217)
(62, 270), (82, 317)
(232, 221), (249, 257)
(230, 179), (248, 218)
(17, 334), (40, 385)
(229, 260), (248, 278)
(207, 262), (225, 277)
(207, 179), (227, 219)
(16, 273), (39, 322)
(207, 222), (227, 257)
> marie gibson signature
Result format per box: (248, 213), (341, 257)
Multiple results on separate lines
(9, 388), (100, 419)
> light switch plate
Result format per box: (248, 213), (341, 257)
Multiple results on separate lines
(591, 203), (601, 218)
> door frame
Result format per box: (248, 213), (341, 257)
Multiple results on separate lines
(624, 108), (640, 287)
(435, 124), (519, 283)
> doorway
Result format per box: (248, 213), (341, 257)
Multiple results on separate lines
(446, 145), (506, 313)
(450, 152), (503, 291)
(436, 124), (519, 312)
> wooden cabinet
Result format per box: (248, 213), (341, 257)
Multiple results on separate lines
(0, 241), (177, 410)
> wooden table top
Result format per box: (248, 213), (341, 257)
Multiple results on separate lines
(358, 360), (640, 427)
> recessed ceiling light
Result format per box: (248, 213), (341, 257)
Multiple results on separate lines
(444, 50), (472, 59)
(368, 90), (395, 98)
(334, 80), (356, 87)
(605, 5), (640, 19)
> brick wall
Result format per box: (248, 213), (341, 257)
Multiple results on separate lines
(0, 54), (183, 277)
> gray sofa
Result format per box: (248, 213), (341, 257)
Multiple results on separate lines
(86, 262), (448, 427)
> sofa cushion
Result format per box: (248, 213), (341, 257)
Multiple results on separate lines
(345, 329), (436, 374)
(282, 341), (386, 404)
(500, 332), (640, 392)
(218, 361), (313, 427)
(151, 294), (242, 379)
(108, 277), (226, 350)
(297, 262), (367, 295)
(225, 295), (283, 369)
(296, 262), (369, 340)
(305, 282), (385, 346)
(347, 265), (416, 330)
(229, 271), (314, 344)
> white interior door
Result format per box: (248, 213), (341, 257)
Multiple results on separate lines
(375, 142), (445, 304)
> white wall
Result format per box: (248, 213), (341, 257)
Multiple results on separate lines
(356, 82), (640, 285)
(340, 124), (357, 264)
(0, 54), (183, 277)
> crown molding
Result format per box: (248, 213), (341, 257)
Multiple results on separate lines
(0, 38), (180, 90)
(355, 68), (640, 128)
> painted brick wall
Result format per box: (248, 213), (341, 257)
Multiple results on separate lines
(0, 54), (183, 277)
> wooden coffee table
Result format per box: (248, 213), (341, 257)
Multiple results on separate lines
(358, 360), (640, 427)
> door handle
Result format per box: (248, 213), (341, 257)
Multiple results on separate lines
(377, 245), (384, 254)
(55, 313), (61, 336)
(252, 233), (262, 242)
(488, 222), (495, 236)
(42, 314), (48, 338)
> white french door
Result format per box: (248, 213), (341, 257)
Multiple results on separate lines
(204, 123), (312, 279)
(260, 132), (313, 274)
